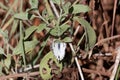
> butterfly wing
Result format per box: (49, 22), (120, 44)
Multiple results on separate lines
(52, 42), (66, 61)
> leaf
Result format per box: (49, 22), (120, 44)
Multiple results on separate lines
(4, 54), (11, 69)
(52, 0), (61, 5)
(44, 0), (54, 19)
(0, 29), (8, 43)
(13, 39), (39, 55)
(69, 4), (91, 14)
(36, 23), (47, 32)
(0, 64), (3, 76)
(39, 51), (62, 80)
(79, 18), (96, 49)
(62, 37), (72, 42)
(63, 2), (71, 14)
(24, 26), (37, 40)
(0, 47), (4, 55)
(29, 0), (38, 9)
(24, 39), (39, 54)
(14, 12), (29, 20)
(50, 24), (69, 37)
(13, 41), (22, 55)
(10, 20), (19, 36)
(24, 23), (46, 40)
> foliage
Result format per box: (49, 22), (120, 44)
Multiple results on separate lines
(39, 51), (62, 79)
(0, 0), (97, 79)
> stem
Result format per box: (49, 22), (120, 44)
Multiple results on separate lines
(95, 35), (120, 46)
(115, 65), (120, 80)
(111, 0), (117, 36)
(2, 17), (14, 31)
(49, 0), (59, 18)
(69, 43), (84, 80)
(110, 47), (120, 80)
(0, 0), (18, 27)
(49, 0), (84, 79)
(44, 0), (54, 18)
(20, 21), (26, 67)
(0, 71), (39, 79)
(35, 11), (49, 25)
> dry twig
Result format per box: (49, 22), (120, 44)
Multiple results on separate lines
(0, 71), (39, 80)
(111, 0), (117, 36)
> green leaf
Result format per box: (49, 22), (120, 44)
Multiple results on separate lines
(36, 23), (47, 32)
(0, 47), (4, 55)
(24, 23), (47, 40)
(4, 54), (11, 69)
(13, 39), (39, 55)
(50, 24), (69, 37)
(14, 12), (29, 20)
(52, 0), (61, 4)
(29, 0), (38, 9)
(69, 4), (91, 14)
(0, 64), (3, 76)
(10, 20), (19, 36)
(13, 41), (22, 55)
(63, 2), (71, 14)
(62, 37), (72, 42)
(24, 39), (39, 54)
(24, 26), (37, 40)
(0, 29), (8, 43)
(79, 18), (96, 49)
(39, 51), (62, 80)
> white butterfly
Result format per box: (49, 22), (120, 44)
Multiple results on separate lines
(51, 41), (66, 61)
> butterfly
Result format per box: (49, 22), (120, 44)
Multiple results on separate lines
(51, 40), (66, 61)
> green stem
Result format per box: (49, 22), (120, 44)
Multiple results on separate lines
(115, 65), (120, 80)
(20, 21), (26, 67)
(35, 11), (49, 24)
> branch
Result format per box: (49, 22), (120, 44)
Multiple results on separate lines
(0, 71), (39, 80)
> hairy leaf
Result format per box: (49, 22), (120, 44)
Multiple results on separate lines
(39, 51), (62, 80)
(14, 12), (29, 20)
(13, 39), (39, 55)
(50, 24), (69, 37)
(52, 0), (61, 5)
(63, 2), (71, 14)
(0, 64), (3, 76)
(0, 29), (8, 43)
(79, 18), (96, 49)
(4, 54), (11, 69)
(69, 4), (90, 14)
(36, 23), (47, 32)
(0, 47), (4, 55)
(62, 37), (72, 42)
(24, 26), (37, 40)
(10, 20), (19, 36)
(29, 0), (38, 9)
(24, 39), (39, 54)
